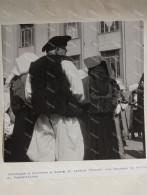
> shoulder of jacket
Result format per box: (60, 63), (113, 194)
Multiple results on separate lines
(61, 59), (74, 66)
(29, 56), (47, 72)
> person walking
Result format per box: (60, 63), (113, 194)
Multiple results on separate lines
(6, 53), (38, 162)
(84, 56), (120, 160)
(26, 36), (86, 162)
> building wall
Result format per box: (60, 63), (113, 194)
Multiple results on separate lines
(98, 31), (121, 52)
(66, 38), (81, 56)
(34, 24), (49, 57)
(97, 22), (124, 83)
(82, 22), (99, 59)
(123, 21), (144, 89)
(2, 25), (19, 77)
(96, 21), (144, 90)
(2, 22), (144, 91)
(18, 25), (35, 56)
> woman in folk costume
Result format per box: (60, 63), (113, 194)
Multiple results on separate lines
(136, 73), (145, 156)
(6, 53), (38, 162)
(4, 80), (15, 162)
(84, 56), (120, 160)
(26, 36), (85, 162)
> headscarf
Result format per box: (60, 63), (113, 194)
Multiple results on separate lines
(84, 55), (115, 80)
(5, 52), (38, 84)
(12, 52), (38, 76)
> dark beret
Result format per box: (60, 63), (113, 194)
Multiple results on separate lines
(42, 36), (71, 52)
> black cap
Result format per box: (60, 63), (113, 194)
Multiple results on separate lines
(42, 36), (71, 52)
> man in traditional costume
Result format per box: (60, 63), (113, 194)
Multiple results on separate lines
(26, 36), (85, 161)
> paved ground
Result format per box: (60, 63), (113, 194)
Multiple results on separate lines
(125, 136), (145, 159)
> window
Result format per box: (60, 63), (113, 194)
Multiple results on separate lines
(101, 21), (119, 34)
(69, 55), (81, 69)
(101, 50), (121, 78)
(64, 23), (79, 39)
(20, 24), (34, 47)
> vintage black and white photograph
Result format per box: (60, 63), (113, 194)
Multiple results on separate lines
(2, 21), (145, 162)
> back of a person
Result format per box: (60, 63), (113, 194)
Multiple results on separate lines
(9, 73), (37, 162)
(87, 63), (118, 114)
(30, 55), (83, 117)
(10, 74), (28, 116)
(83, 58), (120, 160)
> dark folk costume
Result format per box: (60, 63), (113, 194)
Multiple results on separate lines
(4, 53), (38, 162)
(84, 56), (120, 160)
(136, 74), (145, 156)
(4, 87), (14, 162)
(26, 37), (85, 161)
(7, 74), (38, 162)
(136, 74), (144, 134)
(29, 55), (83, 117)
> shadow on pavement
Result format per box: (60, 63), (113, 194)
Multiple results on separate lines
(125, 150), (145, 159)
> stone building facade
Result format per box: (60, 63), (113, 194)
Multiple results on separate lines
(2, 21), (144, 91)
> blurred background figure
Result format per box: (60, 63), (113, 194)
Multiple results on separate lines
(136, 74), (145, 156)
(4, 53), (38, 162)
(128, 73), (145, 157)
(114, 80), (129, 159)
(128, 90), (138, 140)
(4, 76), (15, 162)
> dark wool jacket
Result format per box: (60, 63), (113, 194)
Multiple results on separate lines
(29, 55), (83, 117)
(136, 73), (144, 126)
(10, 74), (31, 116)
(9, 74), (37, 162)
(86, 62), (118, 114)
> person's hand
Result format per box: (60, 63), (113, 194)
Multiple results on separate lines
(4, 122), (14, 138)
(114, 104), (121, 115)
(4, 134), (11, 141)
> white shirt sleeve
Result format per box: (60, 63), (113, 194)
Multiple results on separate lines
(4, 113), (14, 136)
(61, 60), (85, 103)
(25, 73), (32, 103)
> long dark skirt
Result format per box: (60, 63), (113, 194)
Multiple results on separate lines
(80, 113), (120, 160)
(4, 108), (37, 162)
